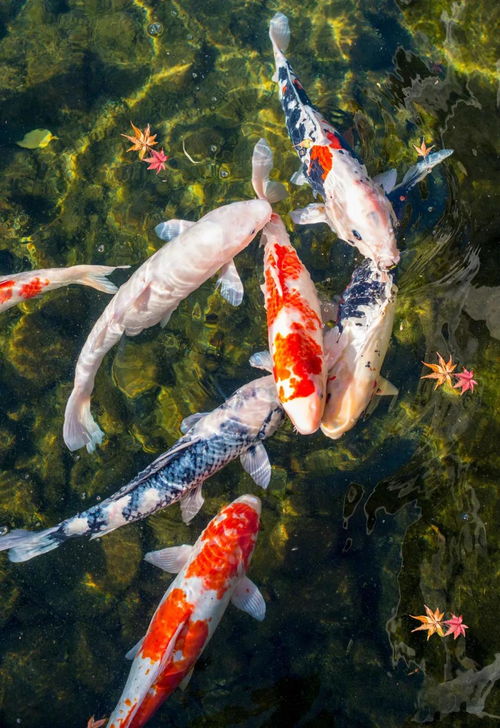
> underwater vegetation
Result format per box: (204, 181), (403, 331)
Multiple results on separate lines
(0, 0), (499, 726)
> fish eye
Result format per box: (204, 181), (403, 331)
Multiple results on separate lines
(352, 229), (362, 240)
(250, 228), (256, 235)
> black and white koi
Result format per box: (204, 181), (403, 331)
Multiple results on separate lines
(321, 261), (398, 439)
(0, 375), (284, 563)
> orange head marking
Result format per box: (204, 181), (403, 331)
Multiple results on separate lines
(273, 328), (323, 401)
(186, 501), (260, 597)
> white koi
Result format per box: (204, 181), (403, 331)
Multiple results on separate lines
(63, 196), (272, 453)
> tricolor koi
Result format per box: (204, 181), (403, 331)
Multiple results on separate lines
(321, 260), (398, 439)
(269, 12), (400, 270)
(106, 495), (265, 728)
(0, 264), (125, 312)
(0, 374), (284, 563)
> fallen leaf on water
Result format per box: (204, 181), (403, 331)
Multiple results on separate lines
(453, 368), (478, 395)
(413, 139), (435, 157)
(87, 716), (106, 728)
(121, 121), (157, 159)
(444, 614), (469, 639)
(143, 148), (169, 174)
(16, 129), (57, 149)
(421, 352), (456, 389)
(410, 605), (445, 639)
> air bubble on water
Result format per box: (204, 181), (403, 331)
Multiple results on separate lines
(192, 72), (198, 79)
(147, 22), (164, 37)
(97, 244), (105, 253)
(219, 168), (229, 178)
(171, 9), (178, 15)
(0, 526), (8, 536)
(211, 96), (217, 103)
(210, 145), (217, 153)
(187, 33), (193, 40)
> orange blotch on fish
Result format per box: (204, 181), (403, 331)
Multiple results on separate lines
(186, 502), (259, 596)
(140, 588), (192, 662)
(19, 277), (49, 299)
(0, 279), (15, 303)
(286, 289), (321, 331)
(309, 144), (333, 180)
(264, 266), (283, 327)
(274, 243), (302, 280)
(273, 328), (323, 401)
(326, 131), (343, 150)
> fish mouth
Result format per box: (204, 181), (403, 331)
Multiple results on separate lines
(235, 494), (262, 514)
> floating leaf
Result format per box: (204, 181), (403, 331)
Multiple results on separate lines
(16, 129), (57, 149)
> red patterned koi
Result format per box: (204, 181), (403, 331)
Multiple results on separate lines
(0, 265), (125, 313)
(106, 495), (264, 728)
(261, 214), (326, 434)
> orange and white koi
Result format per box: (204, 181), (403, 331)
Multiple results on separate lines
(106, 495), (264, 728)
(269, 13), (399, 270)
(251, 139), (326, 434)
(0, 264), (124, 313)
(321, 261), (398, 439)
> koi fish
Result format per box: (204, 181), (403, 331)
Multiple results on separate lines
(0, 374), (284, 563)
(63, 194), (273, 453)
(106, 494), (264, 728)
(251, 139), (326, 433)
(384, 148), (454, 220)
(269, 12), (399, 270)
(0, 264), (125, 312)
(321, 260), (398, 439)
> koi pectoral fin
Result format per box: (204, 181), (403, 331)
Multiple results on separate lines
(154, 219), (195, 241)
(180, 485), (205, 524)
(231, 576), (266, 621)
(144, 544), (194, 573)
(179, 667), (195, 691)
(264, 180), (288, 203)
(376, 376), (398, 396)
(249, 350), (273, 372)
(290, 167), (308, 186)
(373, 169), (397, 194)
(180, 412), (209, 434)
(125, 637), (144, 660)
(290, 203), (328, 226)
(217, 259), (244, 306)
(240, 443), (272, 488)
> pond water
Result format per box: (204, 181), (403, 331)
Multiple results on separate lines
(0, 1), (498, 726)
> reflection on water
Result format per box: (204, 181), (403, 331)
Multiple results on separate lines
(0, 0), (499, 726)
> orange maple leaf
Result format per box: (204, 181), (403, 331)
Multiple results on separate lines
(413, 139), (435, 157)
(121, 122), (158, 159)
(421, 352), (456, 389)
(410, 605), (445, 640)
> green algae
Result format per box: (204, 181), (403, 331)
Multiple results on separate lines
(0, 0), (499, 726)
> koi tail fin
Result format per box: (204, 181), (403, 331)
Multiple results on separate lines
(269, 12), (290, 53)
(63, 387), (104, 453)
(71, 264), (130, 295)
(251, 138), (288, 203)
(0, 526), (61, 563)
